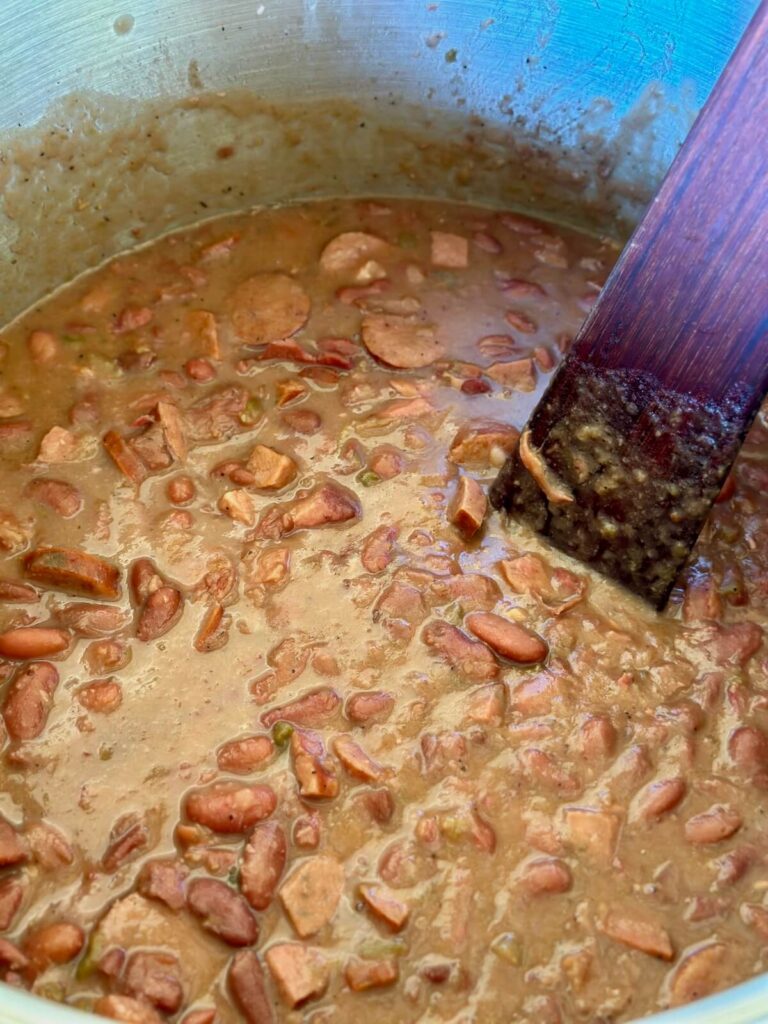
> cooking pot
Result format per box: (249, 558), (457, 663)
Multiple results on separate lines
(1, 1), (766, 1021)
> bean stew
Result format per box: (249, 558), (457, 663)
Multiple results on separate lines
(0, 199), (767, 1023)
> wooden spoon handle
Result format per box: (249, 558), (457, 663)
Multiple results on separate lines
(571, 0), (768, 409)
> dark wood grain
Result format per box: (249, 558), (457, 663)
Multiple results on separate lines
(491, 0), (768, 607)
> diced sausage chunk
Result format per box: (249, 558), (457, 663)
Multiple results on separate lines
(345, 957), (398, 991)
(265, 943), (329, 1008)
(465, 611), (548, 664)
(255, 482), (361, 539)
(290, 729), (339, 799)
(279, 855), (344, 937)
(564, 807), (620, 866)
(362, 315), (444, 369)
(23, 921), (84, 972)
(185, 783), (276, 833)
(601, 910), (674, 960)
(124, 951), (184, 1013)
(136, 858), (188, 910)
(430, 231), (469, 268)
(449, 419), (519, 467)
(359, 883), (410, 931)
(240, 820), (287, 911)
(449, 475), (487, 538)
(229, 273), (310, 344)
(332, 734), (385, 781)
(23, 546), (120, 598)
(320, 232), (390, 273)
(246, 445), (297, 489)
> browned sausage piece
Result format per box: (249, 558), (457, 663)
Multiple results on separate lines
(137, 586), (183, 642)
(421, 620), (500, 681)
(187, 877), (259, 946)
(279, 856), (344, 939)
(2, 662), (59, 740)
(601, 910), (674, 960)
(0, 627), (71, 660)
(103, 430), (149, 484)
(124, 951), (184, 1013)
(254, 482), (361, 540)
(465, 611), (548, 665)
(332, 735), (385, 782)
(290, 729), (339, 799)
(229, 273), (311, 345)
(361, 314), (444, 369)
(228, 950), (275, 1024)
(265, 943), (329, 1008)
(240, 820), (287, 911)
(23, 546), (121, 599)
(319, 231), (390, 272)
(25, 478), (83, 518)
(185, 782), (277, 833)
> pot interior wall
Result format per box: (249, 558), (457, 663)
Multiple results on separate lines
(0, 0), (757, 325)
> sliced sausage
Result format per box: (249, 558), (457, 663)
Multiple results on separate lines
(361, 314), (444, 369)
(187, 877), (259, 946)
(23, 546), (120, 599)
(229, 273), (310, 345)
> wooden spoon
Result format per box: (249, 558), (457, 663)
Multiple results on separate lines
(490, 0), (768, 608)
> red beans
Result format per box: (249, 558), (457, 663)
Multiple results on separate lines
(217, 735), (274, 774)
(187, 877), (259, 946)
(184, 782), (276, 833)
(137, 586), (183, 641)
(465, 611), (548, 664)
(345, 690), (395, 725)
(519, 857), (573, 895)
(167, 475), (196, 504)
(2, 662), (59, 740)
(23, 921), (84, 973)
(124, 951), (184, 1013)
(0, 819), (28, 867)
(684, 804), (742, 844)
(0, 627), (71, 660)
(228, 950), (274, 1024)
(185, 357), (216, 381)
(240, 821), (287, 910)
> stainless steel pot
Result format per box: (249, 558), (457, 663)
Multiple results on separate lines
(1, 1), (766, 1021)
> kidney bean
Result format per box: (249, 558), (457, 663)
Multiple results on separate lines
(194, 603), (229, 653)
(261, 687), (340, 729)
(167, 475), (196, 504)
(361, 524), (399, 573)
(103, 430), (149, 484)
(217, 734), (274, 774)
(684, 804), (742, 844)
(180, 1011), (217, 1024)
(228, 950), (275, 1024)
(0, 878), (23, 930)
(0, 627), (71, 660)
(76, 679), (123, 714)
(519, 857), (572, 895)
(187, 877), (259, 946)
(94, 994), (164, 1023)
(137, 586), (183, 641)
(421, 620), (500, 681)
(345, 690), (395, 725)
(240, 820), (287, 911)
(0, 580), (39, 603)
(578, 715), (617, 760)
(728, 725), (768, 783)
(125, 951), (184, 1013)
(137, 858), (188, 910)
(2, 662), (59, 740)
(185, 782), (276, 833)
(56, 602), (128, 637)
(520, 748), (581, 794)
(465, 611), (548, 665)
(25, 478), (83, 518)
(667, 942), (726, 1006)
(0, 819), (28, 867)
(102, 814), (149, 871)
(601, 911), (674, 960)
(23, 921), (84, 972)
(632, 778), (687, 822)
(185, 357), (216, 382)
(24, 546), (121, 599)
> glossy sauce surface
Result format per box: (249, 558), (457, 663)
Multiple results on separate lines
(0, 199), (766, 1024)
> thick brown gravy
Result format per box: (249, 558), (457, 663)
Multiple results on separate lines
(0, 198), (766, 1024)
